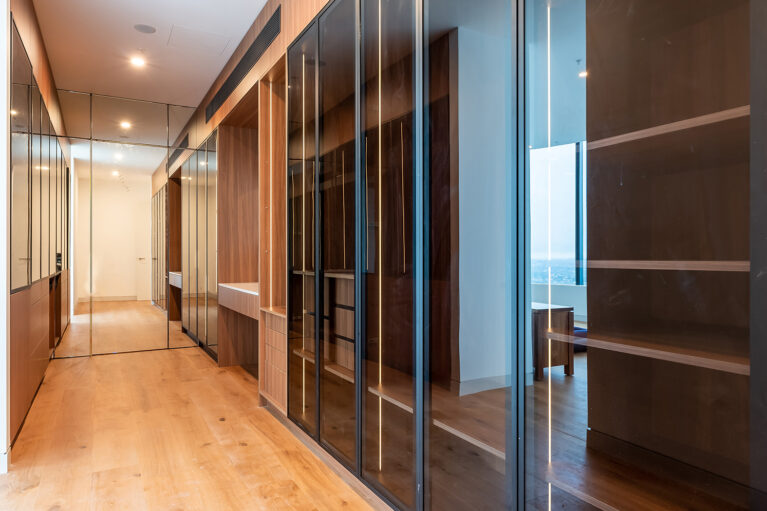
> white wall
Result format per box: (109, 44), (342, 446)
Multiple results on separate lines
(74, 171), (152, 302)
(454, 2), (514, 388)
(1, 0), (11, 473)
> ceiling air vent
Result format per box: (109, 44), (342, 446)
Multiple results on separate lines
(205, 6), (281, 122)
(168, 133), (190, 169)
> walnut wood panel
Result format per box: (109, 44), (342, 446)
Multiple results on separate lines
(258, 57), (288, 313)
(586, 0), (748, 142)
(10, 289), (30, 442)
(217, 125), (260, 284)
(585, 0), (751, 488)
(258, 81), (272, 309)
(60, 270), (69, 333)
(218, 305), (259, 376)
(168, 177), (182, 272)
(10, 278), (52, 442)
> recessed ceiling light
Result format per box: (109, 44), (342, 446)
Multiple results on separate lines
(199, 161), (207, 166)
(134, 24), (157, 34)
(120, 121), (132, 129)
(130, 56), (146, 68)
(115, 153), (123, 160)
(112, 170), (120, 176)
(578, 70), (588, 78)
(10, 109), (18, 116)
(35, 165), (49, 171)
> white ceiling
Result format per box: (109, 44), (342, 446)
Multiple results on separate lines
(70, 139), (168, 179)
(33, 0), (268, 107)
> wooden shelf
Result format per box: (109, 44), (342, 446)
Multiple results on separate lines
(260, 305), (287, 318)
(588, 260), (749, 272)
(548, 331), (749, 376)
(588, 105), (749, 150)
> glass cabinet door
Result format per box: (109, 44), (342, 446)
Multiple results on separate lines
(318, 0), (357, 467)
(361, 0), (415, 507)
(288, 23), (319, 436)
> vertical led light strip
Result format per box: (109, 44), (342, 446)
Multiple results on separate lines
(377, 0), (384, 473)
(342, 150), (346, 268)
(400, 122), (405, 274)
(546, 4), (553, 509)
(302, 53), (307, 415)
(270, 81), (274, 306)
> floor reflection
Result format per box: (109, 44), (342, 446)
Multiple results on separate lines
(55, 300), (194, 357)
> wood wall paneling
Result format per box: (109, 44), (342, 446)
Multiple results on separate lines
(217, 125), (260, 284)
(218, 306), (259, 376)
(585, 0), (750, 486)
(168, 177), (182, 271)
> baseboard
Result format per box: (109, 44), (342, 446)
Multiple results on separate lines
(0, 447), (8, 474)
(78, 296), (138, 303)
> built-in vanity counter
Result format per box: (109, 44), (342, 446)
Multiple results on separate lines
(218, 282), (259, 320)
(168, 271), (182, 289)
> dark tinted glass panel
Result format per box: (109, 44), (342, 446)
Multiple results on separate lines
(41, 107), (51, 278)
(424, 1), (514, 509)
(288, 24), (319, 436)
(361, 0), (415, 507)
(525, 1), (758, 509)
(318, 0), (357, 466)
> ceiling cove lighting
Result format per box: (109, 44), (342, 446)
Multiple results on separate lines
(120, 121), (132, 129)
(578, 70), (588, 78)
(130, 56), (146, 68)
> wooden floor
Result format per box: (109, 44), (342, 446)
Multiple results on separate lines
(55, 301), (195, 357)
(0, 348), (377, 510)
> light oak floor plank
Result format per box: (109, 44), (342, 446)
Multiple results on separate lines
(0, 348), (375, 511)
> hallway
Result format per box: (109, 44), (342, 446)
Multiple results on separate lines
(0, 348), (376, 510)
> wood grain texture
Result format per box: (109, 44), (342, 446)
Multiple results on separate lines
(217, 306), (259, 374)
(10, 289), (31, 442)
(259, 309), (288, 413)
(0, 348), (380, 510)
(217, 125), (260, 284)
(218, 283), (260, 320)
(168, 178), (181, 272)
(258, 80), (272, 310)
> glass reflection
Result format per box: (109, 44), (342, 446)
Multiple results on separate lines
(361, 0), (415, 507)
(288, 24), (319, 436)
(424, 1), (514, 510)
(11, 22), (32, 291)
(206, 134), (218, 353)
(318, 0), (357, 466)
(524, 0), (754, 509)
